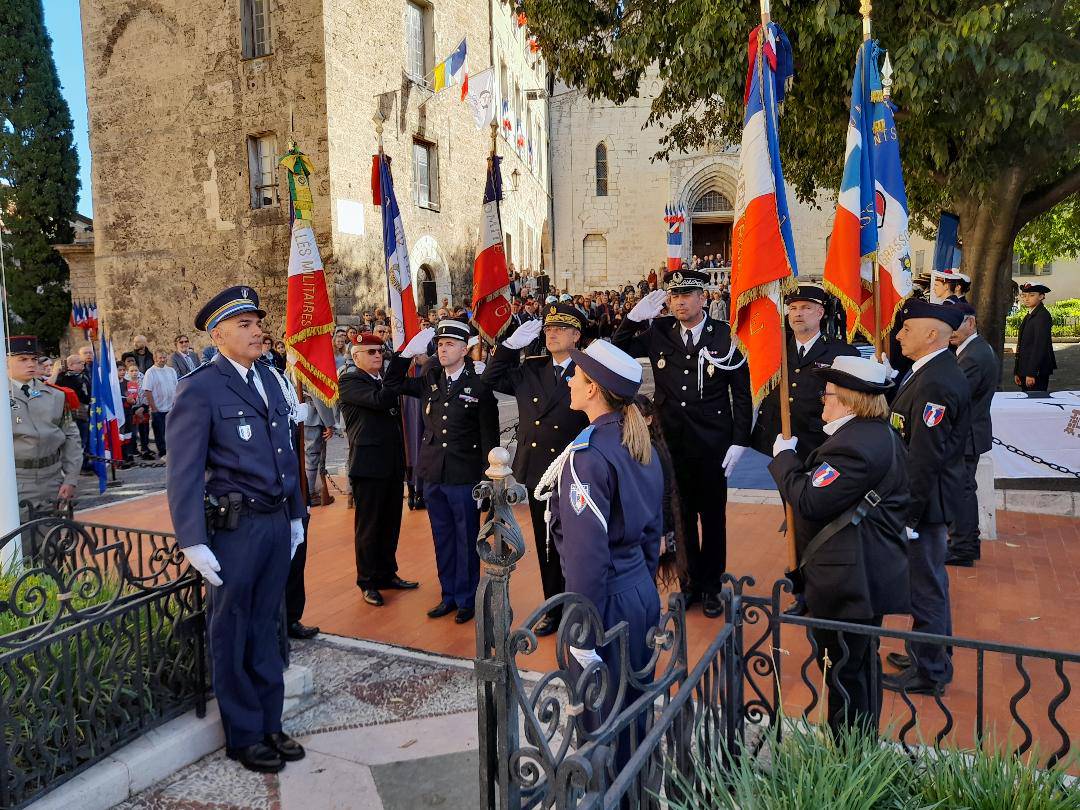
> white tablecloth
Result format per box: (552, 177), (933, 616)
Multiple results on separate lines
(990, 391), (1080, 478)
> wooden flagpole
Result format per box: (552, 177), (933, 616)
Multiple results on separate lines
(760, 0), (798, 573)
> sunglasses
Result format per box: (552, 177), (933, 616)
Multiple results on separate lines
(362, 348), (385, 355)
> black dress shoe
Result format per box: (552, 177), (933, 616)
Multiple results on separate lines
(427, 600), (455, 618)
(415, 495), (427, 510)
(226, 742), (284, 773)
(264, 732), (305, 762)
(534, 615), (557, 637)
(454, 607), (475, 624)
(362, 589), (384, 607)
(944, 554), (975, 568)
(883, 668), (944, 696)
(381, 576), (419, 590)
(887, 651), (912, 670)
(407, 492), (417, 510)
(702, 593), (723, 618)
(287, 622), (320, 640)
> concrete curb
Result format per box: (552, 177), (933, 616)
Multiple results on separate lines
(27, 664), (313, 810)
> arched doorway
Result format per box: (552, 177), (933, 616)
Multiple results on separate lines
(690, 189), (734, 267)
(419, 265), (438, 311)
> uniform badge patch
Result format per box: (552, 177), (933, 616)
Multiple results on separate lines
(569, 482), (590, 515)
(811, 463), (840, 488)
(238, 423), (252, 441)
(890, 412), (905, 432)
(923, 402), (946, 427)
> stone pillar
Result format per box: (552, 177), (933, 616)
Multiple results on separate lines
(976, 452), (997, 541)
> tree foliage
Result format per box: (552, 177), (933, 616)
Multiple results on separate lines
(1013, 198), (1080, 266)
(0, 0), (79, 351)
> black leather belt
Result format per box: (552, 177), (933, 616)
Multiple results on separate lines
(15, 451), (61, 470)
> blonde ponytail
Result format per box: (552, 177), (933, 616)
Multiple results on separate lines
(621, 402), (652, 466)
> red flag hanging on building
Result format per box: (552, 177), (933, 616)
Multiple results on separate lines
(471, 154), (512, 343)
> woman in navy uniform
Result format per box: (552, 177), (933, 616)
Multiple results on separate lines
(166, 286), (307, 774)
(539, 340), (664, 733)
(770, 356), (910, 735)
(483, 303), (590, 636)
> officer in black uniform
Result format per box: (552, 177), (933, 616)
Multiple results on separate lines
(1014, 283), (1056, 392)
(387, 319), (500, 624)
(166, 286), (307, 774)
(770, 355), (910, 734)
(884, 299), (971, 696)
(946, 301), (997, 567)
(613, 269), (752, 618)
(339, 333), (420, 606)
(483, 303), (590, 636)
(751, 285), (860, 462)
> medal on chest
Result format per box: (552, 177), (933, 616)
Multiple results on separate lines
(706, 364), (715, 377)
(657, 354), (666, 370)
(237, 420), (252, 441)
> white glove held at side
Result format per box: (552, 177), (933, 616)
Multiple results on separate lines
(183, 544), (223, 587)
(881, 353), (899, 380)
(722, 444), (748, 477)
(772, 435), (798, 457)
(290, 518), (305, 560)
(569, 646), (604, 668)
(627, 289), (667, 322)
(400, 327), (435, 359)
(502, 319), (543, 351)
(905, 527), (920, 540)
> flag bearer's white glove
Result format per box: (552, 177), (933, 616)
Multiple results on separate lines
(772, 435), (798, 457)
(627, 290), (668, 322)
(400, 327), (435, 359)
(722, 444), (748, 477)
(183, 544), (223, 587)
(502, 319), (542, 350)
(290, 518), (305, 559)
(881, 354), (899, 380)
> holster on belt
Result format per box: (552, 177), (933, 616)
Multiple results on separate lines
(204, 492), (243, 535)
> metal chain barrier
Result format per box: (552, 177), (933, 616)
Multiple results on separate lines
(991, 437), (1080, 478)
(84, 452), (167, 469)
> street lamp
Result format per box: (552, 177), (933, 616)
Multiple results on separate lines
(510, 168), (521, 192)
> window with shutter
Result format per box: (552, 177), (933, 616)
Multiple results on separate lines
(595, 143), (608, 197)
(247, 134), (278, 209)
(413, 139), (439, 210)
(241, 0), (271, 58)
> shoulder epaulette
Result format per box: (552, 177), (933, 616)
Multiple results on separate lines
(179, 362), (212, 381)
(569, 424), (594, 451)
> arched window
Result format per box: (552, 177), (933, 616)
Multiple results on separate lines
(595, 143), (608, 197)
(692, 190), (733, 213)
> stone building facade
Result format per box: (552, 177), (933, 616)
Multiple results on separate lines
(78, 0), (549, 349)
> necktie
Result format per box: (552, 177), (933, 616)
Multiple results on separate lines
(685, 331), (693, 352)
(555, 365), (565, 384)
(898, 369), (914, 390)
(798, 345), (806, 361)
(245, 368), (261, 402)
(21, 384), (30, 398)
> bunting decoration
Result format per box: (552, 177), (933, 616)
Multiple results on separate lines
(280, 141), (339, 404)
(729, 21), (798, 405)
(664, 204), (686, 271)
(70, 300), (99, 334)
(471, 155), (512, 343)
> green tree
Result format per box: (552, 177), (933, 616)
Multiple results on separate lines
(523, 0), (1079, 355)
(0, 0), (79, 352)
(1014, 198), (1080, 267)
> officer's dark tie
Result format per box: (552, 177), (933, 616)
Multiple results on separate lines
(245, 368), (260, 401)
(897, 368), (914, 390)
(685, 331), (693, 352)
(555, 365), (565, 385)
(798, 345), (806, 361)
(21, 384), (30, 398)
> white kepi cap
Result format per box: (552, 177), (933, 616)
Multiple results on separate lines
(569, 340), (643, 399)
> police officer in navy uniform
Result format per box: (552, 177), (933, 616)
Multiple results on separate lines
(482, 303), (589, 636)
(946, 301), (997, 567)
(386, 319), (499, 623)
(1014, 283), (1056, 392)
(613, 269), (752, 618)
(166, 286), (307, 774)
(883, 299), (971, 696)
(751, 285), (861, 462)
(770, 356), (910, 734)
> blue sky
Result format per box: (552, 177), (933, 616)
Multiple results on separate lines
(43, 0), (92, 217)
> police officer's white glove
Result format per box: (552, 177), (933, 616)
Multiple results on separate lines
(290, 518), (305, 559)
(400, 327), (435, 359)
(772, 435), (798, 457)
(569, 646), (604, 668)
(627, 289), (668, 322)
(182, 544), (223, 587)
(881, 353), (899, 380)
(722, 444), (748, 477)
(905, 526), (920, 540)
(502, 318), (542, 350)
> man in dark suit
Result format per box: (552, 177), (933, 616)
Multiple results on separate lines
(613, 269), (753, 618)
(483, 303), (590, 636)
(387, 319), (500, 624)
(166, 286), (307, 774)
(339, 334), (420, 606)
(1014, 283), (1056, 392)
(946, 302), (997, 567)
(169, 336), (199, 376)
(884, 300), (971, 696)
(751, 285), (861, 462)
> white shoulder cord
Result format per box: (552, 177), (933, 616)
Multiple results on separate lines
(267, 365), (300, 417)
(533, 445), (608, 535)
(697, 340), (747, 395)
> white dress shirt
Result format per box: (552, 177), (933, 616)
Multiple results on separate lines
(224, 355), (268, 407)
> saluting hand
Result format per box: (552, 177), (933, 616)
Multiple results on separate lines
(400, 327), (435, 359)
(502, 318), (542, 351)
(627, 289), (667, 322)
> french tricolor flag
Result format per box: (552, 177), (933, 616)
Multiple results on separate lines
(375, 153), (420, 350)
(729, 21), (797, 405)
(471, 155), (511, 343)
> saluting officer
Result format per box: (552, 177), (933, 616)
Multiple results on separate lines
(387, 319), (500, 624)
(613, 269), (752, 618)
(482, 303), (590, 636)
(751, 285), (860, 462)
(946, 301), (997, 567)
(7, 335), (82, 525)
(166, 287), (308, 774)
(884, 299), (971, 696)
(1014, 283), (1056, 392)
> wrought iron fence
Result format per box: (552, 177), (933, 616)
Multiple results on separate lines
(0, 513), (208, 809)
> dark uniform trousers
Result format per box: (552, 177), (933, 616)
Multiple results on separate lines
(908, 522), (953, 683)
(352, 477), (404, 586)
(949, 453), (981, 560)
(423, 482), (481, 609)
(950, 335), (997, 561)
(285, 515), (309, 627)
(613, 314), (752, 593)
(812, 616), (884, 734)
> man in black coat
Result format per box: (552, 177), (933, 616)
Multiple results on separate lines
(885, 300), (971, 696)
(483, 303), (590, 636)
(613, 269), (753, 618)
(1014, 283), (1056, 392)
(946, 302), (997, 567)
(751, 285), (861, 462)
(770, 355), (910, 734)
(339, 334), (420, 607)
(387, 319), (500, 624)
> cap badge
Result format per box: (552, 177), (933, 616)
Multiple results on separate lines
(550, 305), (557, 314)
(672, 272), (683, 284)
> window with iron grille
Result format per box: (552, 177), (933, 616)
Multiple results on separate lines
(692, 190), (733, 213)
(247, 134), (278, 209)
(595, 143), (608, 197)
(241, 0), (271, 58)
(413, 139), (439, 209)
